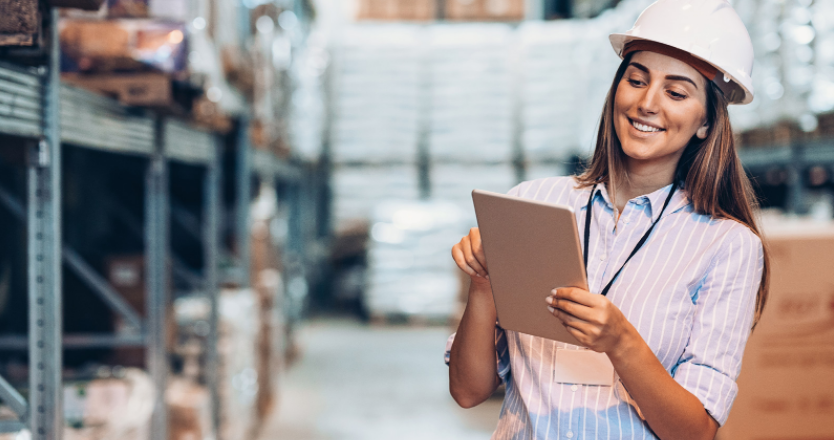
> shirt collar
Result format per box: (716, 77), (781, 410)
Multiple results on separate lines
(591, 182), (690, 222)
(644, 183), (690, 222)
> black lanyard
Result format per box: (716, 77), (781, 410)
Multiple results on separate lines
(582, 182), (678, 296)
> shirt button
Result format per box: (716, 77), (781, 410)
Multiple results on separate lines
(566, 432), (574, 439)
(571, 385), (579, 392)
(599, 255), (606, 261)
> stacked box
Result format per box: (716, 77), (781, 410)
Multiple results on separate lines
(428, 24), (514, 163)
(167, 379), (212, 440)
(355, 0), (436, 21)
(106, 0), (190, 20)
(60, 19), (189, 75)
(0, 0), (39, 46)
(445, 0), (525, 21)
(331, 25), (424, 164)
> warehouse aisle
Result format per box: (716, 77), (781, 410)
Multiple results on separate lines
(257, 319), (502, 440)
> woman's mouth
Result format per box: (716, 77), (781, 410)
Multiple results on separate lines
(629, 117), (665, 133)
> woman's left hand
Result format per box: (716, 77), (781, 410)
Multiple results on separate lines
(546, 287), (635, 354)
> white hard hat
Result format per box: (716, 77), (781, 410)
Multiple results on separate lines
(609, 0), (755, 105)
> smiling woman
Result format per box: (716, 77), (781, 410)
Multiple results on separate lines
(447, 1), (770, 439)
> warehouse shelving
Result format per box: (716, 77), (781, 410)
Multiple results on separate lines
(0, 7), (316, 440)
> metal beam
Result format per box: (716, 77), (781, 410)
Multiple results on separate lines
(0, 334), (146, 350)
(0, 374), (27, 418)
(146, 116), (169, 440)
(204, 136), (222, 440)
(61, 248), (144, 331)
(235, 116), (252, 287)
(29, 8), (63, 439)
(108, 197), (203, 289)
(171, 202), (203, 242)
(0, 186), (144, 331)
(0, 421), (25, 434)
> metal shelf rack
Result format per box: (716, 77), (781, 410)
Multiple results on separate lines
(0, 7), (310, 440)
(738, 139), (834, 213)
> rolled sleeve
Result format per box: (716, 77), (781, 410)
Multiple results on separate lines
(444, 323), (512, 382)
(672, 228), (763, 426)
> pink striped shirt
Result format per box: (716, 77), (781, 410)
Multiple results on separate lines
(446, 176), (764, 439)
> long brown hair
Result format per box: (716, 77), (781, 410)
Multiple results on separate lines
(576, 53), (770, 328)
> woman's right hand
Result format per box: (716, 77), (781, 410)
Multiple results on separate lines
(451, 227), (491, 288)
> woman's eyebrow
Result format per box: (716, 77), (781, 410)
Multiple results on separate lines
(627, 62), (699, 89)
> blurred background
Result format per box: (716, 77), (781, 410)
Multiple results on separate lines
(0, 0), (832, 439)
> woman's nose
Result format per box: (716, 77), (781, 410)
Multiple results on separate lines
(637, 86), (661, 115)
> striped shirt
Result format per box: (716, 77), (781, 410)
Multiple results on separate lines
(445, 176), (764, 440)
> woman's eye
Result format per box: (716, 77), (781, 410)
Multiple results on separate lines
(668, 90), (687, 99)
(627, 79), (644, 87)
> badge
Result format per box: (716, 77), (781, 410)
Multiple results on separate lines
(553, 348), (615, 386)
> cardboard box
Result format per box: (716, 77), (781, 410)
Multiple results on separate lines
(0, 0), (38, 33)
(167, 378), (212, 440)
(0, 0), (38, 46)
(107, 0), (189, 20)
(63, 73), (174, 107)
(717, 219), (834, 440)
(105, 254), (177, 367)
(60, 20), (131, 58)
(107, 0), (149, 18)
(356, 0), (436, 21)
(50, 0), (106, 10)
(445, 0), (524, 21)
(60, 19), (188, 75)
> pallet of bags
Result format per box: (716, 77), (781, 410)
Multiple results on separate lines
(62, 368), (155, 440)
(218, 288), (259, 440)
(365, 199), (469, 323)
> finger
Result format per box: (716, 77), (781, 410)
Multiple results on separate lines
(469, 228), (489, 272)
(451, 244), (479, 278)
(552, 287), (597, 308)
(547, 294), (594, 321)
(461, 236), (488, 277)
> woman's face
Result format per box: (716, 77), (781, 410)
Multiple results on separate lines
(613, 51), (709, 171)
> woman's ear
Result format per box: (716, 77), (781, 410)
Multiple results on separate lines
(696, 122), (709, 139)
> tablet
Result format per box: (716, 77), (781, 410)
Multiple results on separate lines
(472, 189), (588, 346)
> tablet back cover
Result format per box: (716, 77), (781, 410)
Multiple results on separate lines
(472, 189), (588, 346)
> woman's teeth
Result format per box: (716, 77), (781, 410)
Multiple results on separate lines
(631, 120), (662, 132)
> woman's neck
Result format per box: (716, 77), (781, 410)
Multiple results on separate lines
(613, 159), (677, 212)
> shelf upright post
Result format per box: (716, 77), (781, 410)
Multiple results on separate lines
(786, 142), (806, 214)
(28, 8), (64, 440)
(236, 116), (252, 287)
(146, 116), (169, 440)
(204, 136), (222, 440)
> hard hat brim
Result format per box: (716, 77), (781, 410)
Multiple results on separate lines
(608, 33), (753, 105)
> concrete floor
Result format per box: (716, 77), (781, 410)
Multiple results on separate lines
(257, 318), (502, 440)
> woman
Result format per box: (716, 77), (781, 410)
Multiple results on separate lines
(446, 1), (769, 439)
